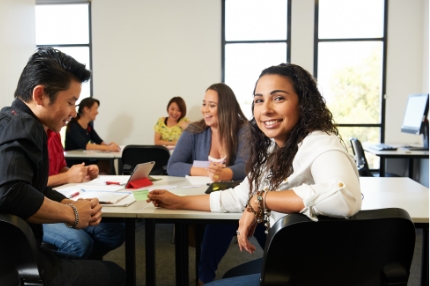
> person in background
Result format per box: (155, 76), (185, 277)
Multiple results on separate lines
(149, 63), (362, 285)
(45, 129), (125, 260)
(154, 96), (189, 146)
(47, 129), (99, 187)
(0, 47), (125, 285)
(65, 97), (120, 173)
(166, 83), (266, 285)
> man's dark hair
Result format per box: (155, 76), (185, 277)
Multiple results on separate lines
(14, 47), (91, 103)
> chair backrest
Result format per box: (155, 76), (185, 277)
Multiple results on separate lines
(260, 208), (416, 286)
(350, 137), (374, 177)
(0, 214), (44, 285)
(122, 145), (170, 175)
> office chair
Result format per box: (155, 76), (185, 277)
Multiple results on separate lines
(350, 138), (399, 177)
(0, 213), (44, 286)
(258, 208), (416, 286)
(121, 145), (170, 175)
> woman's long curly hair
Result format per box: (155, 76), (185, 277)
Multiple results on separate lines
(246, 63), (340, 193)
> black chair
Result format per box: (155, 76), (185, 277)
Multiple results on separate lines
(0, 214), (44, 285)
(350, 138), (399, 177)
(259, 208), (416, 286)
(121, 145), (170, 175)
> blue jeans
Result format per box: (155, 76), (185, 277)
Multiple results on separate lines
(206, 258), (262, 286)
(205, 274), (260, 286)
(43, 222), (125, 259)
(199, 224), (266, 283)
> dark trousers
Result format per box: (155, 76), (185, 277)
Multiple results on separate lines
(199, 223), (266, 283)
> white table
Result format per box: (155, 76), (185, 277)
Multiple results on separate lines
(59, 176), (429, 286)
(363, 143), (429, 177)
(135, 176), (429, 286)
(64, 148), (124, 174)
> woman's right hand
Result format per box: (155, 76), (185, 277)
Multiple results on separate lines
(207, 162), (226, 182)
(108, 142), (121, 152)
(147, 189), (181, 209)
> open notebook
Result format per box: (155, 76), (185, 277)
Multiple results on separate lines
(71, 191), (130, 204)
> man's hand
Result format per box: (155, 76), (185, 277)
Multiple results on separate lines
(67, 163), (88, 183)
(87, 164), (99, 180)
(69, 199), (95, 229)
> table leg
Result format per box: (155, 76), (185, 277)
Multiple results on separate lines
(408, 159), (415, 179)
(421, 227), (428, 286)
(175, 222), (189, 286)
(109, 159), (116, 175)
(125, 219), (136, 286)
(117, 158), (123, 175)
(379, 156), (386, 177)
(145, 219), (156, 286)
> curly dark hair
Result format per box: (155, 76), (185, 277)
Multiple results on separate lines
(246, 63), (340, 193)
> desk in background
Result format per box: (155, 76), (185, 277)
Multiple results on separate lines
(64, 147), (124, 174)
(363, 143), (429, 178)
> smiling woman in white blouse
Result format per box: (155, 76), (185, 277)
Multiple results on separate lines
(148, 63), (362, 285)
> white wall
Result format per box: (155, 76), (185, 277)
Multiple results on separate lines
(385, 0), (428, 145)
(0, 0), (36, 108)
(91, 0), (221, 145)
(1, 0), (428, 184)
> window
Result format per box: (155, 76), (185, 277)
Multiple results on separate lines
(223, 0), (291, 119)
(35, 2), (92, 102)
(314, 0), (387, 168)
(35, 1), (92, 145)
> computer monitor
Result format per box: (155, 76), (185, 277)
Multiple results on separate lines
(400, 93), (429, 150)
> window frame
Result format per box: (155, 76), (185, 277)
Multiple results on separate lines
(221, 0), (292, 83)
(35, 1), (93, 97)
(313, 0), (389, 142)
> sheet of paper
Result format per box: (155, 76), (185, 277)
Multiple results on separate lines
(86, 176), (130, 185)
(193, 160), (210, 168)
(77, 185), (125, 192)
(55, 185), (83, 198)
(185, 175), (211, 186)
(133, 190), (149, 201)
(103, 194), (136, 207)
(72, 191), (130, 204)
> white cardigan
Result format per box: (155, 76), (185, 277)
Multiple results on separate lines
(209, 131), (362, 226)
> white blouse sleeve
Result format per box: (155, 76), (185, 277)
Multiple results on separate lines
(209, 178), (250, 213)
(292, 150), (362, 221)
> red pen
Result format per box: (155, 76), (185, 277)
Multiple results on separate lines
(69, 192), (80, 198)
(106, 181), (123, 185)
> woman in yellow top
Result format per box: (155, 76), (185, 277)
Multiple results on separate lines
(154, 96), (189, 146)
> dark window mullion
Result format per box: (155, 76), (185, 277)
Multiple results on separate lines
(319, 37), (384, 42)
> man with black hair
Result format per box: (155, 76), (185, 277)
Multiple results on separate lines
(0, 47), (125, 286)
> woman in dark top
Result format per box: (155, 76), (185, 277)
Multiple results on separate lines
(65, 98), (120, 171)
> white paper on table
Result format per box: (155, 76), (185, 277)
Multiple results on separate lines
(193, 160), (210, 168)
(77, 185), (125, 192)
(143, 185), (178, 191)
(55, 185), (83, 197)
(72, 191), (130, 204)
(86, 176), (130, 186)
(104, 194), (136, 207)
(185, 175), (211, 186)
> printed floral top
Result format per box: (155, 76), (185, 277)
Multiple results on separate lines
(154, 117), (189, 142)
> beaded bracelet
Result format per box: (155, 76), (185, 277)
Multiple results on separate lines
(246, 191), (264, 223)
(65, 203), (79, 229)
(262, 190), (272, 234)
